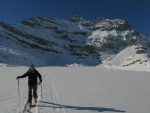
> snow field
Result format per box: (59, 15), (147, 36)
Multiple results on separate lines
(0, 66), (150, 113)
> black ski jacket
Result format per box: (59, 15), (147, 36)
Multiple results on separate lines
(19, 69), (42, 85)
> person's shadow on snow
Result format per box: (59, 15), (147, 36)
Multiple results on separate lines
(38, 101), (126, 112)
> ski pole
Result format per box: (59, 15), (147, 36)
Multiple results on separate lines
(18, 79), (21, 111)
(40, 83), (43, 99)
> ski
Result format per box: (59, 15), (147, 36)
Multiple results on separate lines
(23, 103), (32, 113)
(23, 98), (38, 113)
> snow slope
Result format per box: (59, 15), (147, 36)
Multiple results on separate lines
(0, 17), (100, 66)
(0, 65), (150, 113)
(104, 45), (150, 71)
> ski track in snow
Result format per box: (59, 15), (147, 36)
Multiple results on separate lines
(9, 74), (67, 113)
(37, 74), (67, 113)
(50, 76), (67, 113)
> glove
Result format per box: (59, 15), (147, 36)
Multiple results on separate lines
(16, 76), (20, 80)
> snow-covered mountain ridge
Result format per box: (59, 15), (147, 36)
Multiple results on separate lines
(0, 16), (150, 69)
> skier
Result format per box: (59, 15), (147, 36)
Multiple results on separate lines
(16, 64), (42, 107)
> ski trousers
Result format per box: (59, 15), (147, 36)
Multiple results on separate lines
(27, 84), (38, 103)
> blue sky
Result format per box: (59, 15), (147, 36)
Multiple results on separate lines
(0, 0), (149, 34)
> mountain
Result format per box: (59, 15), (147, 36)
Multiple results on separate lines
(0, 16), (150, 69)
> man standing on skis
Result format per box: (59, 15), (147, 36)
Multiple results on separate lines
(16, 64), (42, 106)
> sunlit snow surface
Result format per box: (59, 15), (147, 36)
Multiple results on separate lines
(0, 65), (150, 113)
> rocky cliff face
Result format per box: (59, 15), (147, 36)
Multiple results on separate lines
(0, 16), (150, 67)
